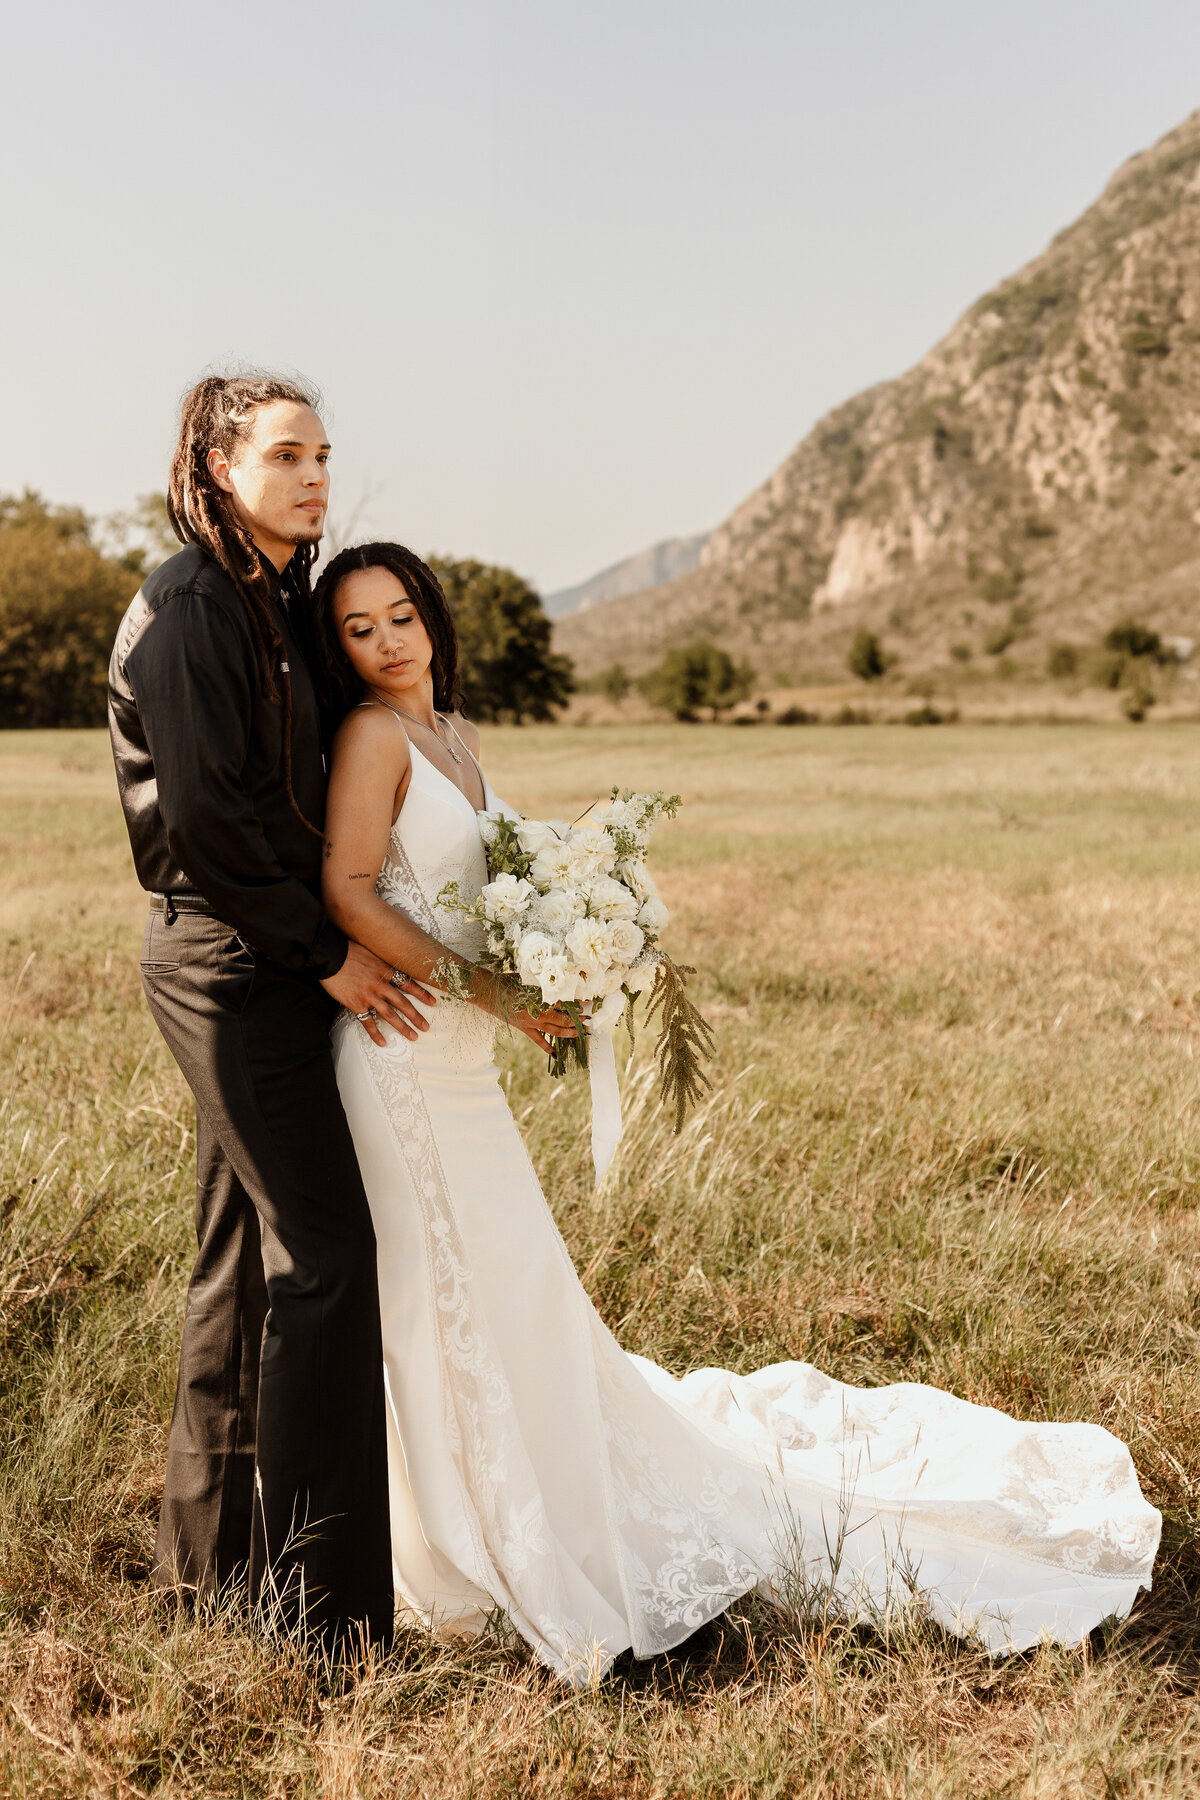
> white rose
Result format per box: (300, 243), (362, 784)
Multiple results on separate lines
(637, 896), (670, 935)
(516, 930), (557, 985)
(529, 842), (578, 887)
(478, 811), (503, 845)
(584, 875), (639, 921)
(566, 826), (617, 877)
(608, 919), (645, 965)
(621, 862), (656, 904)
(515, 818), (564, 857)
(592, 799), (632, 832)
(624, 956), (658, 994)
(533, 887), (584, 936)
(540, 952), (582, 1003)
(480, 872), (535, 925)
(566, 916), (615, 972)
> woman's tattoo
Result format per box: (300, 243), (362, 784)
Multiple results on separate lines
(349, 872), (374, 880)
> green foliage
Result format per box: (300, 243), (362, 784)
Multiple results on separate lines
(847, 628), (886, 682)
(1122, 681), (1156, 722)
(582, 662), (632, 704)
(644, 956), (714, 1133)
(984, 623), (1014, 656)
(429, 558), (574, 724)
(1046, 643), (1079, 679)
(639, 641), (754, 721)
(1104, 618), (1162, 660)
(0, 492), (142, 728)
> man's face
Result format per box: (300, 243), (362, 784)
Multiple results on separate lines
(209, 400), (330, 566)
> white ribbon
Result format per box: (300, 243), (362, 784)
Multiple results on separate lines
(588, 1028), (623, 1187)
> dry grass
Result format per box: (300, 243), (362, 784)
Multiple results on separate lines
(3, 721), (1200, 1796)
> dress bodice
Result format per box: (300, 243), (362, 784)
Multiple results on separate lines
(363, 739), (508, 1068)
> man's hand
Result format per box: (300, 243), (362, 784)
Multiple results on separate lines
(321, 941), (437, 1046)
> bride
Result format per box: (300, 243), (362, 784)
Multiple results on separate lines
(311, 541), (1161, 1684)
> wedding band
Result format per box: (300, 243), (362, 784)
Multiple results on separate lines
(355, 1008), (377, 1022)
(390, 969), (408, 989)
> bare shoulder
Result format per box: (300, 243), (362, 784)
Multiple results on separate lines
(450, 713), (482, 757)
(331, 701), (411, 779)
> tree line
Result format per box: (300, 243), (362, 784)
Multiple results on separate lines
(0, 492), (574, 729)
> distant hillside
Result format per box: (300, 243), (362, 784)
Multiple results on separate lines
(544, 533), (709, 619)
(556, 111), (1200, 681)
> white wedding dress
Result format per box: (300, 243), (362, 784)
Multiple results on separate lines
(331, 741), (1161, 1684)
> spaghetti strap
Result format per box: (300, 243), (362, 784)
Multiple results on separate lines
(444, 716), (484, 781)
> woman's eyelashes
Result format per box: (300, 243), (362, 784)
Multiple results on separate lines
(348, 613), (417, 641)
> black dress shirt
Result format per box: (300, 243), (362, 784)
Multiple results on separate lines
(108, 544), (348, 979)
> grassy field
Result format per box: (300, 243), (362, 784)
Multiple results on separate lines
(4, 720), (1200, 1797)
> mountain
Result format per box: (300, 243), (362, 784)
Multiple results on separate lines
(543, 533), (709, 619)
(555, 111), (1200, 680)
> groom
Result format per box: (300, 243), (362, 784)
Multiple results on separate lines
(108, 371), (421, 1655)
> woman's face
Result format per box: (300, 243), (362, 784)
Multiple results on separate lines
(333, 566), (434, 701)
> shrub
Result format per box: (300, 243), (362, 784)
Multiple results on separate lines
(584, 662), (631, 704)
(984, 623), (1015, 656)
(847, 629), (886, 681)
(1123, 682), (1156, 722)
(777, 704), (814, 725)
(1047, 643), (1079, 679)
(638, 641), (754, 721)
(1085, 648), (1126, 690)
(904, 703), (956, 726)
(949, 642), (972, 663)
(1104, 618), (1162, 660)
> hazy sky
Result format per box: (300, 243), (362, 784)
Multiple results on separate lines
(3, 2), (1200, 593)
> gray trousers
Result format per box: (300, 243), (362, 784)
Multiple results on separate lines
(140, 903), (393, 1654)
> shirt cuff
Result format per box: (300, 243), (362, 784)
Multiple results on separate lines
(310, 918), (350, 980)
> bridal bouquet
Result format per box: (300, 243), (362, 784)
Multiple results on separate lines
(438, 790), (713, 1162)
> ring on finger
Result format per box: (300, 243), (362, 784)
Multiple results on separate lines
(355, 1008), (377, 1023)
(390, 969), (408, 989)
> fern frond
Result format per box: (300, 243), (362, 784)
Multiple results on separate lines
(644, 955), (715, 1133)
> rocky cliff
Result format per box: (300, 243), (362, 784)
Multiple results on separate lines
(556, 111), (1200, 680)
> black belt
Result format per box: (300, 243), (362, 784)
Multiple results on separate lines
(150, 891), (214, 916)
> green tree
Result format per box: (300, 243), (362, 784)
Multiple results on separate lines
(0, 492), (142, 728)
(430, 558), (574, 723)
(638, 641), (754, 721)
(848, 628), (887, 681)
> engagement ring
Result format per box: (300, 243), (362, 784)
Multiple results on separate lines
(355, 1008), (377, 1022)
(390, 969), (408, 989)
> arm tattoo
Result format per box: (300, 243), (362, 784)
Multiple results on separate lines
(348, 872), (374, 881)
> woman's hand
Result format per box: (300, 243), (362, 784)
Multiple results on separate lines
(512, 1003), (580, 1056)
(468, 967), (579, 1054)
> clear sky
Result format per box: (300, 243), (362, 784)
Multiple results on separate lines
(3, 1), (1200, 593)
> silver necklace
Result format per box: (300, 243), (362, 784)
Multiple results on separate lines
(375, 698), (464, 764)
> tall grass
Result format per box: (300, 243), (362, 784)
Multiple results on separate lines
(3, 723), (1200, 1796)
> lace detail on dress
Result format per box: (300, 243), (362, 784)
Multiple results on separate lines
(376, 822), (496, 1069)
(360, 1030), (593, 1673)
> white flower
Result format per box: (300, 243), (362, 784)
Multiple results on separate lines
(624, 957), (658, 994)
(515, 931), (558, 986)
(515, 818), (564, 857)
(480, 873), (535, 925)
(592, 798), (634, 833)
(566, 826), (617, 877)
(529, 841), (578, 888)
(478, 812), (503, 845)
(584, 875), (639, 921)
(540, 953), (582, 1002)
(533, 887), (585, 936)
(590, 988), (626, 1032)
(621, 862), (656, 904)
(565, 916), (615, 974)
(608, 919), (645, 965)
(637, 896), (670, 935)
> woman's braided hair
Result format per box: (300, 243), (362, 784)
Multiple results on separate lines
(167, 371), (325, 836)
(311, 542), (463, 726)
